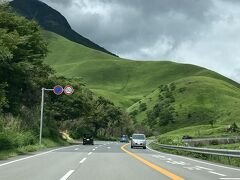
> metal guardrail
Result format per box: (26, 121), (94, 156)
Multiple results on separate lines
(151, 141), (240, 158)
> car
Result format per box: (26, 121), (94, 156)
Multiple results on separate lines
(131, 133), (146, 149)
(120, 135), (129, 143)
(83, 133), (94, 145)
(182, 135), (192, 140)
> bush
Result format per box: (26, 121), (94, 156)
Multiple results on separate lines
(139, 103), (147, 112)
(0, 130), (37, 150)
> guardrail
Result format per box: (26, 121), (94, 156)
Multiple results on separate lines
(150, 141), (240, 158)
(182, 136), (240, 146)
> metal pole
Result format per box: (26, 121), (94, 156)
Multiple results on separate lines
(40, 88), (45, 145)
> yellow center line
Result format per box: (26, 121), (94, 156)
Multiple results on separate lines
(121, 144), (185, 180)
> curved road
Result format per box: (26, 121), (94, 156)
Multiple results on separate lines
(0, 141), (240, 180)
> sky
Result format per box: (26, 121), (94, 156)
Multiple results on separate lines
(40, 0), (240, 82)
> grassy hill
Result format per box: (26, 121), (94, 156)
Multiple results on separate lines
(127, 76), (240, 134)
(43, 31), (240, 136)
(43, 31), (239, 109)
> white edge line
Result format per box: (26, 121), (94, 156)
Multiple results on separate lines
(60, 170), (75, 180)
(88, 152), (92, 155)
(79, 157), (87, 164)
(220, 178), (240, 180)
(208, 171), (226, 177)
(0, 145), (79, 167)
(146, 146), (240, 172)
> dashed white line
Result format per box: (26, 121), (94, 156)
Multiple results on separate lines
(79, 157), (87, 164)
(196, 166), (213, 171)
(60, 170), (75, 180)
(208, 171), (226, 177)
(88, 152), (92, 155)
(74, 148), (79, 151)
(92, 149), (95, 151)
(107, 147), (111, 149)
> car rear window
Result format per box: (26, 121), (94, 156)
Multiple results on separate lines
(132, 134), (145, 139)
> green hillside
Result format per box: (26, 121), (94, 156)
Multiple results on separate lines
(127, 76), (240, 134)
(43, 31), (239, 109)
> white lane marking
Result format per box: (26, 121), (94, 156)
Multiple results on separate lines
(92, 149), (95, 151)
(79, 157), (87, 164)
(88, 152), (92, 156)
(74, 148), (79, 151)
(152, 155), (165, 159)
(183, 166), (201, 171)
(195, 166), (213, 171)
(220, 178), (240, 180)
(147, 146), (240, 172)
(0, 145), (79, 168)
(95, 147), (98, 149)
(107, 147), (111, 149)
(60, 170), (75, 180)
(208, 171), (226, 177)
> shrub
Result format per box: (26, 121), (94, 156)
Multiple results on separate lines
(139, 103), (147, 112)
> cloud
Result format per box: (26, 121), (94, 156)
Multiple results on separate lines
(40, 0), (240, 82)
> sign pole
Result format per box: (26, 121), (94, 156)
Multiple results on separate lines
(39, 85), (72, 145)
(39, 88), (45, 145)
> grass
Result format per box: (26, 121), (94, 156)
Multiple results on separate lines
(43, 31), (240, 137)
(43, 31), (239, 109)
(0, 138), (69, 160)
(128, 76), (240, 134)
(205, 143), (240, 150)
(153, 124), (240, 146)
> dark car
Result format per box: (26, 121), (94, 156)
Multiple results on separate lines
(83, 134), (94, 145)
(120, 135), (129, 143)
(182, 135), (192, 140)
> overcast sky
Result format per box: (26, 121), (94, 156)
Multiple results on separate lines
(40, 0), (240, 82)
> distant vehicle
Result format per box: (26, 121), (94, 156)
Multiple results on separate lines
(120, 135), (129, 143)
(83, 133), (94, 145)
(182, 135), (192, 140)
(131, 133), (146, 149)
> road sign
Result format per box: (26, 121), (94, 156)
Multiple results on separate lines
(53, 85), (63, 95)
(64, 85), (74, 95)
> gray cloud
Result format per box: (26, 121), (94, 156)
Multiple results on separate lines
(40, 0), (240, 82)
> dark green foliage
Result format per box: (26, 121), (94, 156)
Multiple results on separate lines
(139, 103), (147, 112)
(146, 84), (177, 130)
(0, 4), (52, 114)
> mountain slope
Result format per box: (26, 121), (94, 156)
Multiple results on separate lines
(42, 31), (239, 108)
(127, 76), (240, 134)
(10, 0), (116, 56)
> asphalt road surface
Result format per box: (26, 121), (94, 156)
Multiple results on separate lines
(0, 141), (240, 180)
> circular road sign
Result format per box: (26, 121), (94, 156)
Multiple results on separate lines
(53, 85), (63, 95)
(64, 85), (74, 95)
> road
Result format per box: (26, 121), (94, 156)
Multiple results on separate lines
(0, 141), (240, 180)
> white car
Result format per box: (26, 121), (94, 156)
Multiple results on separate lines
(131, 134), (146, 149)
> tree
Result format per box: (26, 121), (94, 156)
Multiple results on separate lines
(0, 4), (52, 114)
(139, 103), (147, 112)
